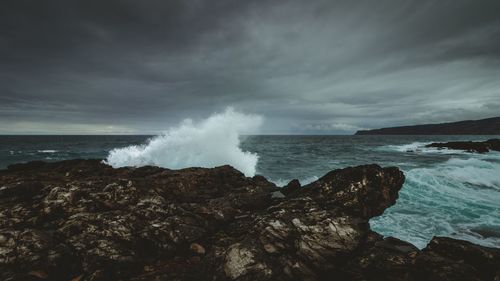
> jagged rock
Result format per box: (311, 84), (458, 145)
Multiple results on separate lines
(299, 164), (404, 218)
(414, 237), (500, 281)
(426, 139), (500, 153)
(340, 232), (419, 281)
(280, 179), (300, 196)
(0, 159), (498, 281)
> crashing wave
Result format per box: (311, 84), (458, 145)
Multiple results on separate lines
(106, 108), (262, 176)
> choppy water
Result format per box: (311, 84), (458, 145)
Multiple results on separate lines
(1, 134), (499, 249)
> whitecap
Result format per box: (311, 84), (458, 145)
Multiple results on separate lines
(379, 141), (473, 155)
(379, 142), (430, 153)
(371, 153), (500, 249)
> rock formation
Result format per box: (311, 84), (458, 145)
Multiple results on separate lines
(426, 139), (500, 153)
(0, 160), (499, 281)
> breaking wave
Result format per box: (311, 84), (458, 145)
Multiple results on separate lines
(106, 108), (262, 176)
(378, 141), (470, 154)
(37, 150), (58, 153)
(371, 151), (500, 248)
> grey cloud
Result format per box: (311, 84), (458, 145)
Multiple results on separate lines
(1, 0), (500, 134)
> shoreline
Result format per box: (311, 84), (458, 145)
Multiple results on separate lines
(1, 159), (499, 280)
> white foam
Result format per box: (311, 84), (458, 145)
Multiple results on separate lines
(38, 150), (58, 153)
(106, 108), (263, 176)
(380, 142), (470, 155)
(444, 157), (500, 189)
(381, 142), (430, 153)
(371, 152), (500, 248)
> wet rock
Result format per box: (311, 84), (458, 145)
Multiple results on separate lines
(340, 233), (419, 281)
(0, 181), (43, 200)
(486, 138), (500, 151)
(426, 139), (500, 153)
(0, 159), (498, 280)
(299, 164), (405, 218)
(414, 237), (500, 281)
(281, 179), (301, 196)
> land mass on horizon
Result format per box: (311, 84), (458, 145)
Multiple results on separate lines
(355, 117), (500, 135)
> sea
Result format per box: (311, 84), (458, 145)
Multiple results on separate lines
(1, 134), (499, 249)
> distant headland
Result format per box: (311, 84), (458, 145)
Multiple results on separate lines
(355, 116), (500, 135)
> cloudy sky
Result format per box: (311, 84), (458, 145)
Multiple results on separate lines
(1, 0), (500, 134)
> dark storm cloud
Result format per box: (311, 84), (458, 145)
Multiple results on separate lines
(1, 0), (500, 134)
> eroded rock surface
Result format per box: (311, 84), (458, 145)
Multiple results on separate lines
(0, 160), (498, 281)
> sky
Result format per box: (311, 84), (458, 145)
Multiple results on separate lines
(1, 0), (500, 135)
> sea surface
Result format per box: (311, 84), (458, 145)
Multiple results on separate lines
(1, 135), (500, 249)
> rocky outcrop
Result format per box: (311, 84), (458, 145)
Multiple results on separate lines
(0, 160), (498, 281)
(426, 139), (500, 153)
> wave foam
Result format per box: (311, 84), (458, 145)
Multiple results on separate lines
(106, 108), (262, 176)
(444, 157), (500, 189)
(38, 150), (58, 153)
(380, 142), (430, 153)
(380, 142), (471, 155)
(371, 153), (500, 248)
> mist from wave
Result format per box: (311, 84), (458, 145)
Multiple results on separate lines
(106, 108), (262, 176)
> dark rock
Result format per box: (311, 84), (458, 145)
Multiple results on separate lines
(340, 233), (419, 281)
(425, 139), (500, 153)
(471, 227), (500, 239)
(414, 237), (500, 281)
(299, 164), (404, 218)
(280, 179), (300, 196)
(486, 138), (500, 151)
(0, 159), (499, 281)
(0, 181), (44, 200)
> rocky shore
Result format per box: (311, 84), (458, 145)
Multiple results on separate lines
(1, 160), (499, 281)
(426, 139), (500, 153)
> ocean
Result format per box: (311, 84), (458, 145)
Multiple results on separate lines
(1, 134), (499, 249)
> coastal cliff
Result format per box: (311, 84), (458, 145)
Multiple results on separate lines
(0, 160), (499, 281)
(355, 116), (500, 135)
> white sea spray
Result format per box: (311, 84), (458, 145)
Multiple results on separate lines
(106, 108), (262, 176)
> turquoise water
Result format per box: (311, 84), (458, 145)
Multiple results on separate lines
(1, 135), (499, 249)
